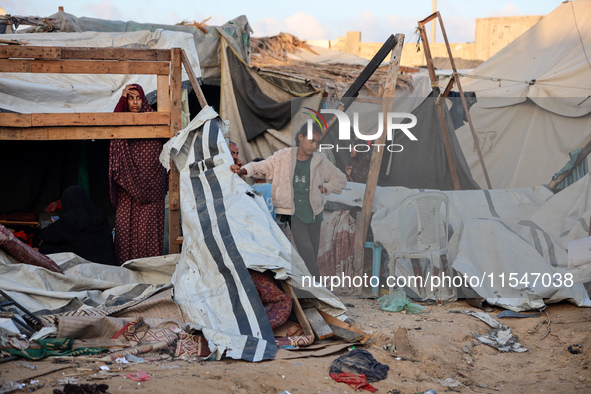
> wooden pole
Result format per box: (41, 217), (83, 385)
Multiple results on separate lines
(168, 48), (182, 254)
(436, 13), (492, 189)
(353, 34), (405, 293)
(417, 17), (460, 190)
(181, 48), (208, 108)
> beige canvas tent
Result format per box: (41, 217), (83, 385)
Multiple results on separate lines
(457, 0), (591, 188)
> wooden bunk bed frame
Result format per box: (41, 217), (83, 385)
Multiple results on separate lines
(0, 45), (208, 254)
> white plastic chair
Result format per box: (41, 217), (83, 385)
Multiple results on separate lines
(388, 192), (449, 296)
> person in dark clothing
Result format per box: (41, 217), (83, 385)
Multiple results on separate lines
(109, 84), (168, 264)
(39, 185), (117, 265)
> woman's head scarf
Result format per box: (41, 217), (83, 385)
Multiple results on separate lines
(115, 84), (154, 113)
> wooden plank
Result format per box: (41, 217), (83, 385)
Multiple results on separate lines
(0, 46), (171, 61)
(436, 12), (492, 189)
(157, 74), (170, 113)
(27, 112), (169, 127)
(317, 309), (370, 344)
(352, 211), (365, 294)
(61, 47), (171, 61)
(0, 59), (31, 72)
(358, 34), (405, 280)
(0, 125), (171, 140)
(29, 112), (170, 127)
(0, 220), (39, 227)
(0, 46), (61, 59)
(0, 59), (170, 75)
(327, 323), (364, 342)
(303, 308), (334, 340)
(168, 48), (183, 254)
(181, 48), (208, 108)
(0, 113), (32, 127)
(280, 281), (314, 339)
(417, 24), (438, 89)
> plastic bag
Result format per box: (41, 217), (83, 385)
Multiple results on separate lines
(378, 288), (426, 314)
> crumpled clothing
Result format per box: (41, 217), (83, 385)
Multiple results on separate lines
(329, 349), (389, 383)
(53, 383), (109, 394)
(330, 372), (378, 392)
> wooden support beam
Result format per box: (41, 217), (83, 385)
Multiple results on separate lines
(60, 47), (171, 61)
(0, 113), (32, 127)
(318, 309), (370, 344)
(0, 113), (170, 127)
(418, 12), (492, 189)
(356, 34), (405, 291)
(157, 74), (170, 113)
(303, 308), (334, 340)
(0, 46), (61, 59)
(181, 49), (208, 108)
(0, 46), (171, 61)
(417, 24), (439, 91)
(0, 59), (170, 75)
(437, 12), (491, 189)
(27, 112), (169, 127)
(280, 282), (315, 339)
(0, 125), (170, 140)
(352, 211), (365, 294)
(168, 48), (183, 254)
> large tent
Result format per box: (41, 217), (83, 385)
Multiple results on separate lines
(456, 0), (591, 188)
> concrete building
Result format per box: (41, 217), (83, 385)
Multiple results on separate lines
(308, 15), (544, 68)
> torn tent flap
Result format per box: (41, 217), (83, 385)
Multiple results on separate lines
(166, 114), (346, 362)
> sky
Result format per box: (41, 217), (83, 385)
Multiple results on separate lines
(2, 0), (563, 43)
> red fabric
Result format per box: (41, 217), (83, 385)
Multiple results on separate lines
(330, 372), (378, 392)
(109, 84), (168, 264)
(0, 224), (63, 274)
(250, 271), (292, 329)
(125, 371), (151, 382)
(317, 211), (355, 282)
(13, 231), (32, 246)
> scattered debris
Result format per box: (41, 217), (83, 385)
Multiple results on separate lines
(568, 344), (582, 354)
(452, 310), (527, 353)
(497, 310), (540, 319)
(18, 360), (37, 370)
(124, 371), (151, 382)
(437, 377), (461, 387)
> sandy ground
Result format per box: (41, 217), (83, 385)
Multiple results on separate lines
(1, 296), (590, 394)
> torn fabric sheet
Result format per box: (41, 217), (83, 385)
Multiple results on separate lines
(164, 106), (345, 362)
(326, 176), (591, 310)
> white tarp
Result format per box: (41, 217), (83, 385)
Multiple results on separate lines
(456, 0), (591, 188)
(0, 30), (201, 113)
(161, 106), (345, 361)
(0, 107), (345, 362)
(327, 175), (591, 311)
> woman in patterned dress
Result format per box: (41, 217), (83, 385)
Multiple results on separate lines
(109, 84), (168, 264)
